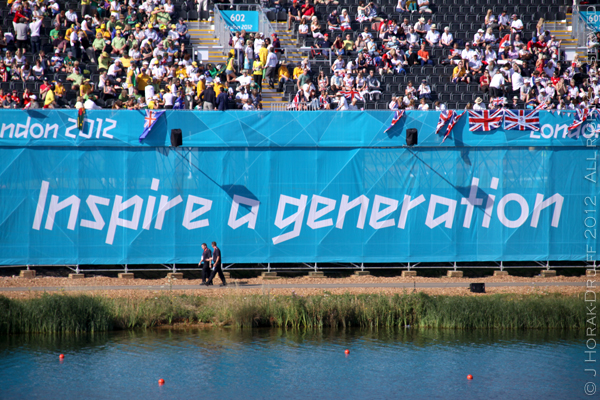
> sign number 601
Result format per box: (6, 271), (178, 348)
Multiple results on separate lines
(230, 13), (246, 22)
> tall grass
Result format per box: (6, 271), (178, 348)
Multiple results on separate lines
(0, 294), (112, 334)
(0, 292), (586, 334)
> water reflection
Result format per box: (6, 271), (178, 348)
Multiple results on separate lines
(0, 328), (583, 400)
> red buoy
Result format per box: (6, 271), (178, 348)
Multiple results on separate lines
(59, 354), (64, 359)
(344, 349), (350, 355)
(467, 375), (473, 380)
(158, 379), (165, 385)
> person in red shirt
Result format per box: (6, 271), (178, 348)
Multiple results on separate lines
(527, 36), (545, 51)
(417, 43), (432, 65)
(301, 0), (315, 17)
(0, 60), (7, 82)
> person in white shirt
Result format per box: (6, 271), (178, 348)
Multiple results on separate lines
(418, 79), (431, 99)
(484, 27), (496, 44)
(425, 24), (441, 47)
(29, 16), (43, 54)
(69, 28), (79, 47)
(511, 69), (524, 93)
(242, 98), (256, 110)
(498, 11), (510, 31)
(418, 98), (429, 110)
(407, 27), (419, 47)
(473, 97), (486, 110)
(441, 27), (454, 47)
(434, 101), (447, 111)
(84, 95), (102, 110)
(232, 32), (245, 68)
(510, 14), (523, 34)
(236, 69), (253, 89)
(265, 48), (278, 88)
(484, 44), (497, 63)
(65, 7), (78, 23)
(461, 43), (476, 64)
(473, 29), (485, 47)
(335, 93), (349, 110)
(163, 88), (174, 109)
(490, 72), (505, 97)
(254, 33), (265, 55)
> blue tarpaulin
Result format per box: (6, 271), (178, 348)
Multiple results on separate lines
(0, 110), (596, 265)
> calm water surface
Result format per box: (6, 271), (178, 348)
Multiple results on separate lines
(0, 328), (585, 399)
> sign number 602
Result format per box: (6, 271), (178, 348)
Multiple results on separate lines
(230, 13), (246, 22)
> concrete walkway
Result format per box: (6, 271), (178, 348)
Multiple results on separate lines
(0, 282), (586, 292)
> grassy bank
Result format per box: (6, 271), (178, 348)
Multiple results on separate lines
(0, 292), (586, 334)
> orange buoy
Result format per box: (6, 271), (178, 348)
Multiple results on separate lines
(158, 379), (165, 385)
(344, 349), (350, 355)
(59, 354), (64, 359)
(467, 375), (473, 380)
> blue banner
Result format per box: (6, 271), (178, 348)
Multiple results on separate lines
(0, 110), (596, 148)
(220, 10), (259, 32)
(0, 111), (597, 265)
(580, 11), (600, 32)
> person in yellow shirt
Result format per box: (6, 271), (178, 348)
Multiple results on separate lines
(276, 62), (290, 92)
(252, 55), (263, 92)
(293, 64), (304, 80)
(213, 77), (225, 95)
(175, 62), (188, 79)
(97, 24), (111, 40)
(196, 76), (206, 97)
(137, 69), (151, 91)
(65, 25), (76, 40)
(80, 79), (93, 97)
(225, 50), (236, 83)
(44, 87), (56, 108)
(54, 81), (66, 97)
(259, 43), (269, 67)
(120, 53), (132, 68)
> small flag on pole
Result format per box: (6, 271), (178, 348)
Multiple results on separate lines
(435, 110), (454, 134)
(567, 108), (590, 131)
(442, 110), (465, 143)
(139, 110), (165, 143)
(77, 107), (85, 131)
(384, 110), (405, 133)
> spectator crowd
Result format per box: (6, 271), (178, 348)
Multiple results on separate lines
(0, 0), (579, 112)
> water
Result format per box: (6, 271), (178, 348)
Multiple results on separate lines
(0, 328), (585, 399)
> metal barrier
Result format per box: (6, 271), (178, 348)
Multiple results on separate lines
(0, 261), (593, 274)
(213, 5), (330, 66)
(572, 2), (597, 51)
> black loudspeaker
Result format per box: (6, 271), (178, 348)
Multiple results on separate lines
(170, 129), (182, 147)
(469, 283), (485, 293)
(406, 128), (418, 146)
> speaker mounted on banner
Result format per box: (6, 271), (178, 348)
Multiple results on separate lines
(406, 128), (418, 146)
(171, 129), (182, 147)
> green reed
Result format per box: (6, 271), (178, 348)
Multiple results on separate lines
(0, 292), (587, 334)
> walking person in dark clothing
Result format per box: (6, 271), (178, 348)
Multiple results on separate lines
(198, 243), (212, 285)
(205, 241), (226, 286)
(216, 87), (228, 110)
(200, 82), (216, 110)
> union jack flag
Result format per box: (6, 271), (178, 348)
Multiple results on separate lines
(503, 109), (540, 131)
(491, 97), (507, 106)
(534, 102), (549, 111)
(435, 110), (454, 134)
(339, 90), (364, 101)
(468, 109), (503, 132)
(139, 110), (165, 143)
(568, 108), (590, 131)
(442, 110), (466, 143)
(288, 90), (303, 110)
(384, 110), (405, 133)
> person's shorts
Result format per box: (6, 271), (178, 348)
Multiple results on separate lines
(226, 69), (234, 74)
